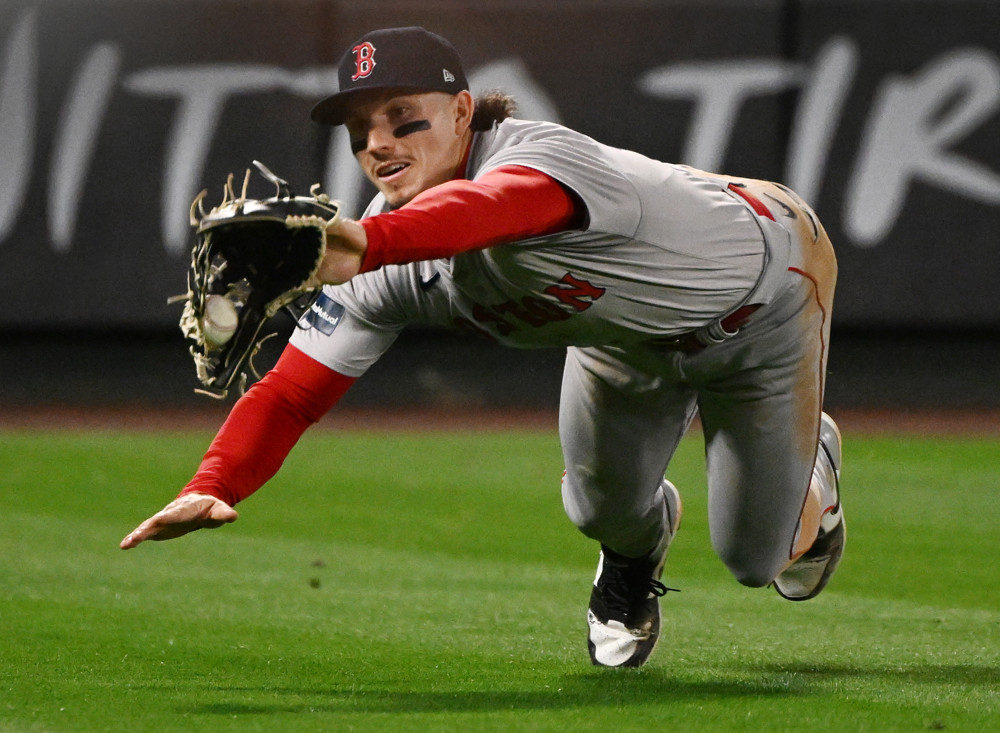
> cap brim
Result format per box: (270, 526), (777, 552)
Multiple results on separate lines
(310, 91), (360, 126)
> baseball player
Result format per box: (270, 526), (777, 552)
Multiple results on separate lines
(122, 27), (845, 668)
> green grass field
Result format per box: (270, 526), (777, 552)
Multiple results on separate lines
(2, 424), (998, 732)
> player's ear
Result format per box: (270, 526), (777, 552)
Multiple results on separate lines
(453, 90), (475, 133)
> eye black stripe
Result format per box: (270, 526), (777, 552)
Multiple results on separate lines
(393, 119), (431, 138)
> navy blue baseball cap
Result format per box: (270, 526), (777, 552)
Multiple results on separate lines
(311, 27), (469, 126)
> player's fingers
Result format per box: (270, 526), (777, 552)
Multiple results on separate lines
(118, 505), (236, 548)
(119, 516), (159, 549)
(119, 494), (237, 549)
(206, 499), (239, 527)
(119, 513), (186, 548)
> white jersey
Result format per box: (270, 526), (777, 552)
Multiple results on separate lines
(291, 118), (795, 377)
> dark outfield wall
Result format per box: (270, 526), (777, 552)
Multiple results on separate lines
(1, 0), (998, 332)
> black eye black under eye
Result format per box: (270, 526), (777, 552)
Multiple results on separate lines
(348, 119), (431, 154)
(393, 119), (431, 138)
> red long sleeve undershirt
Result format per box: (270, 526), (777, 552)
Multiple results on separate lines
(359, 165), (584, 271)
(179, 345), (356, 505)
(179, 166), (581, 506)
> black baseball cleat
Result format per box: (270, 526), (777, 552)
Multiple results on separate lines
(774, 412), (846, 601)
(587, 481), (681, 667)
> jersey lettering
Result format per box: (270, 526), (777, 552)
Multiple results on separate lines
(543, 273), (606, 312)
(492, 299), (548, 328)
(457, 273), (606, 338)
(351, 42), (377, 81)
(521, 295), (571, 323)
(471, 303), (516, 336)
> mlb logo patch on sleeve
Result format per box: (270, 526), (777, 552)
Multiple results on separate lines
(301, 293), (346, 335)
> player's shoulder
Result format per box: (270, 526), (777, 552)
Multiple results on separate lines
(469, 118), (612, 177)
(488, 117), (589, 147)
(473, 117), (667, 173)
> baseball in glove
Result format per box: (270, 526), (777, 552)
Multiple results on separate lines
(177, 160), (338, 398)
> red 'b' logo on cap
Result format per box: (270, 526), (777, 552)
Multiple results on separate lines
(351, 42), (376, 81)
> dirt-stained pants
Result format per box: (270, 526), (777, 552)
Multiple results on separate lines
(559, 179), (836, 586)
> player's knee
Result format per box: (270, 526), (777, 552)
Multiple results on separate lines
(564, 500), (620, 542)
(563, 478), (630, 544)
(561, 471), (600, 533)
(715, 544), (783, 588)
(731, 567), (776, 589)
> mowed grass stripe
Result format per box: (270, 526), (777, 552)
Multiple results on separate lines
(1, 428), (997, 732)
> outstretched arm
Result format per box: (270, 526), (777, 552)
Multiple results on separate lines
(120, 345), (356, 549)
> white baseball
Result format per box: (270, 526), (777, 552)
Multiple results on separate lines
(202, 294), (239, 346)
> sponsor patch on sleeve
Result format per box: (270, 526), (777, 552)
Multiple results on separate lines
(300, 292), (346, 335)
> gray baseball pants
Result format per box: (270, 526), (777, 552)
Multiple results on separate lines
(559, 183), (836, 586)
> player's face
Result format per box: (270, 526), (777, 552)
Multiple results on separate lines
(344, 89), (474, 208)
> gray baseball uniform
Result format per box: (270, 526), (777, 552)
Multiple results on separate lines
(290, 117), (836, 584)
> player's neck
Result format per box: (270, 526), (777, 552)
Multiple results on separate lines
(452, 132), (474, 181)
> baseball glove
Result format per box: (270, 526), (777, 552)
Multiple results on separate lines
(177, 160), (338, 398)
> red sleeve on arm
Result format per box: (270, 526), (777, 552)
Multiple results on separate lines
(178, 345), (356, 506)
(359, 165), (584, 271)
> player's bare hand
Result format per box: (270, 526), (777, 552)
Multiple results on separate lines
(120, 493), (238, 549)
(303, 215), (369, 286)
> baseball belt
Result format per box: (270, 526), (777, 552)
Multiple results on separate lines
(651, 184), (777, 354)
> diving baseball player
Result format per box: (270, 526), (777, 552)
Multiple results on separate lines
(122, 26), (845, 668)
